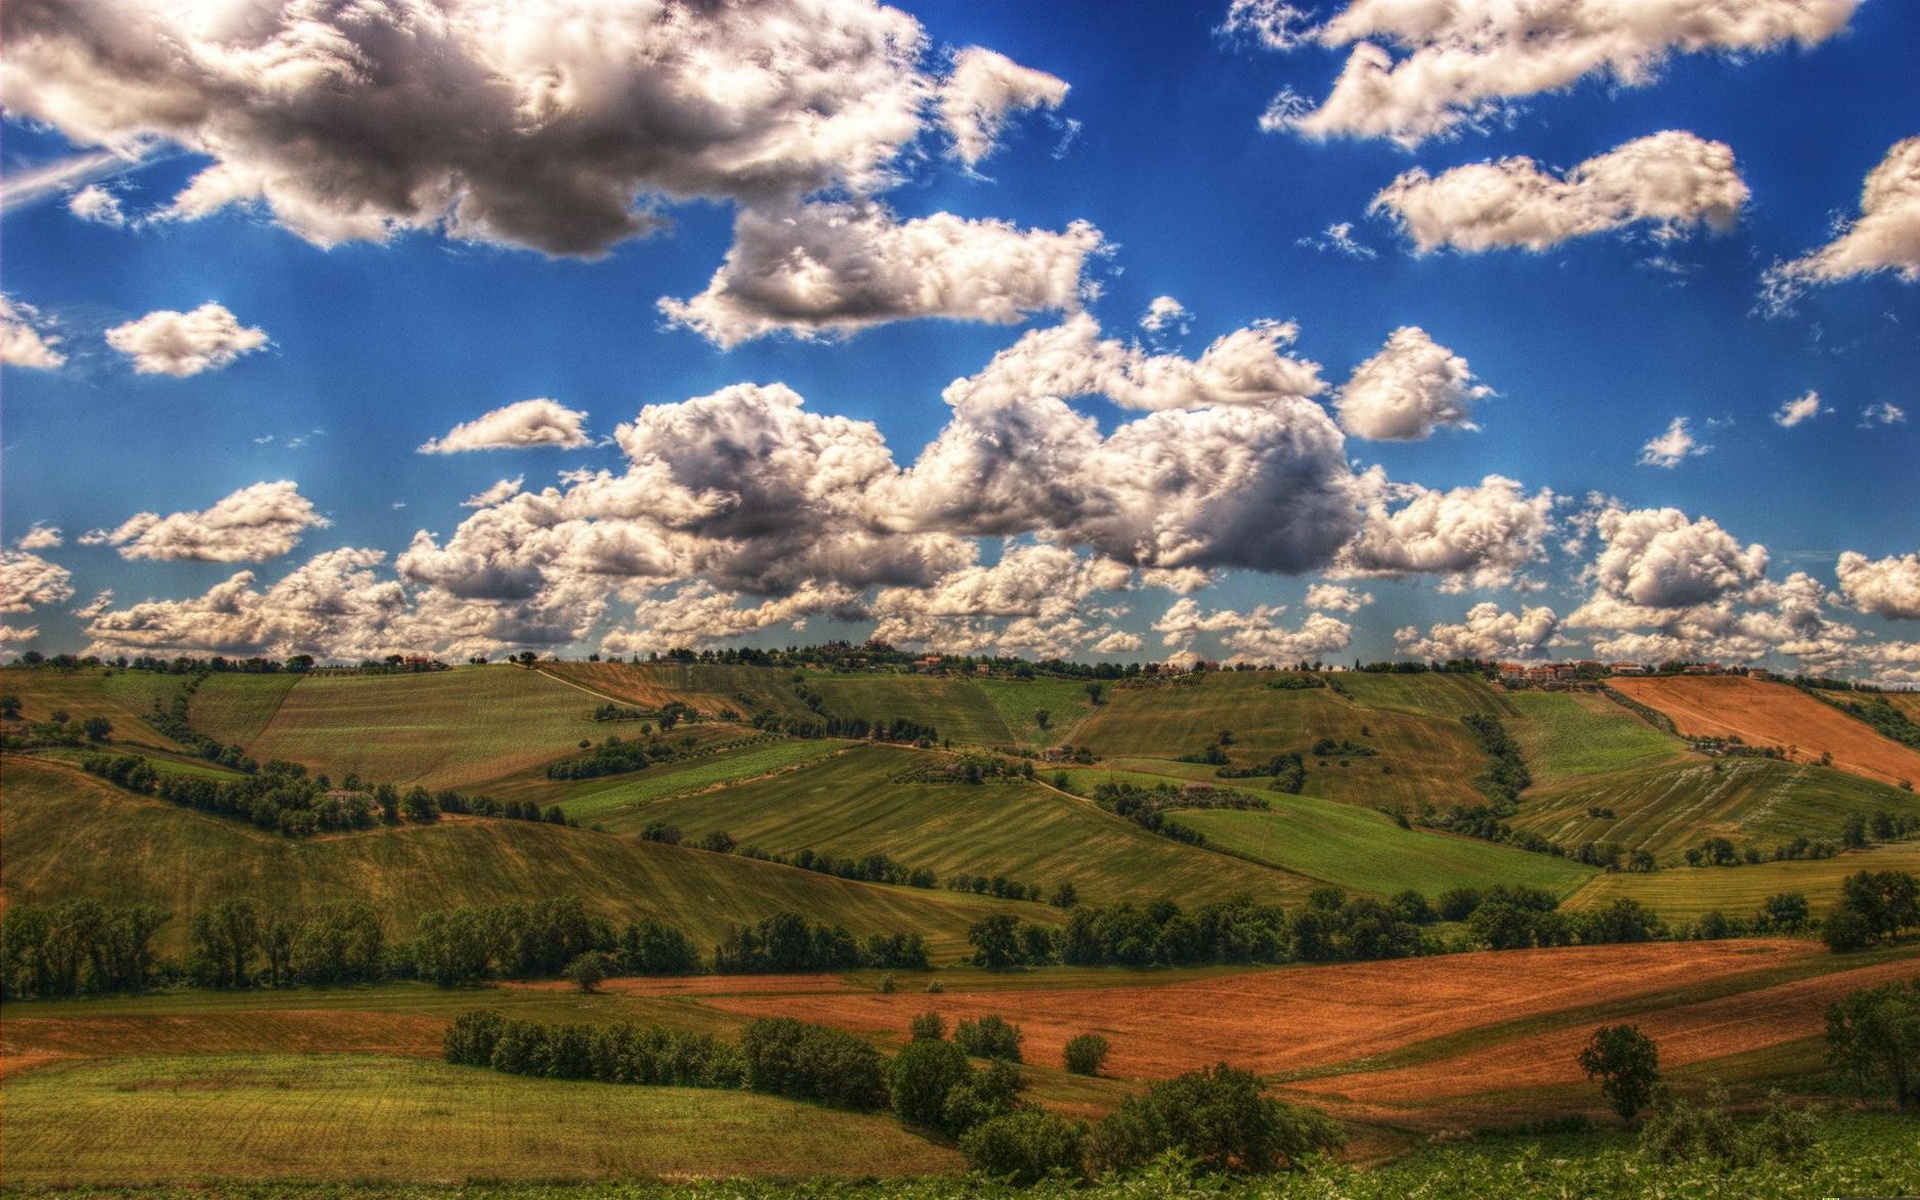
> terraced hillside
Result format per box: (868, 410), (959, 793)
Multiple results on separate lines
(0, 668), (191, 752)
(1613, 674), (1920, 787)
(1505, 691), (1687, 782)
(540, 660), (817, 722)
(801, 674), (1014, 746)
(593, 744), (1318, 905)
(1564, 841), (1920, 920)
(1, 757), (1032, 961)
(188, 673), (301, 745)
(1071, 670), (1491, 811)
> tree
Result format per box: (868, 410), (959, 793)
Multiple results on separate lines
(887, 1036), (973, 1130)
(1091, 1063), (1342, 1175)
(1033, 709), (1051, 730)
(82, 716), (112, 742)
(909, 1011), (947, 1041)
(1063, 1032), (1110, 1076)
(563, 950), (613, 994)
(955, 1014), (1024, 1061)
(0, 694), (21, 720)
(1577, 1024), (1661, 1121)
(961, 1109), (1090, 1184)
(1826, 979), (1920, 1108)
(968, 915), (1023, 969)
(1085, 682), (1105, 706)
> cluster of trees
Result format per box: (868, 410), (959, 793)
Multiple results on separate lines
(1675, 892), (1812, 940)
(1215, 752), (1306, 793)
(410, 897), (696, 987)
(636, 825), (949, 891)
(1089, 782), (1251, 847)
(187, 897), (385, 988)
(1455, 887), (1663, 950)
(0, 900), (170, 999)
(892, 753), (1034, 784)
(1309, 737), (1376, 759)
(1823, 870), (1920, 951)
(0, 702), (116, 750)
(944, 874), (1050, 903)
(1687, 834), (1839, 867)
(146, 677), (253, 765)
(752, 710), (940, 744)
(445, 1010), (748, 1091)
(1827, 978), (1919, 1108)
(712, 912), (929, 974)
(545, 734), (655, 780)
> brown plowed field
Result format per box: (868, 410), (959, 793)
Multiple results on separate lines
(686, 941), (1823, 1080)
(0, 1010), (443, 1076)
(1612, 675), (1920, 787)
(1291, 956), (1919, 1110)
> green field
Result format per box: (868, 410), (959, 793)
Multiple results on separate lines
(542, 661), (819, 722)
(1513, 756), (1917, 859)
(1330, 672), (1517, 718)
(596, 744), (1315, 906)
(1564, 841), (1920, 919)
(1, 667), (190, 751)
(1072, 672), (1490, 812)
(555, 739), (851, 820)
(189, 673), (302, 745)
(0, 1053), (960, 1184)
(804, 674), (1015, 747)
(1505, 691), (1686, 782)
(1177, 804), (1595, 898)
(0, 757), (1035, 960)
(976, 676), (1100, 747)
(244, 667), (603, 789)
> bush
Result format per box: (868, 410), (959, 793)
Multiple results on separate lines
(739, 1017), (887, 1111)
(955, 1014), (1024, 1061)
(941, 1057), (1023, 1134)
(1091, 1063), (1343, 1175)
(962, 1109), (1090, 1184)
(926, 977), (946, 994)
(443, 1009), (506, 1067)
(887, 1036), (974, 1130)
(563, 950), (614, 993)
(910, 1011), (947, 1041)
(876, 971), (897, 994)
(1063, 1032), (1110, 1076)
(1639, 1082), (1821, 1167)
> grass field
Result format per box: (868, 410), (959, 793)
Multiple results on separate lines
(243, 667), (603, 789)
(1176, 805), (1595, 898)
(555, 740), (851, 821)
(0, 1053), (960, 1184)
(1073, 672), (1491, 812)
(1562, 841), (1920, 920)
(1330, 673), (1517, 718)
(1613, 675), (1920, 788)
(189, 673), (301, 745)
(976, 676), (1098, 747)
(594, 744), (1316, 906)
(1505, 691), (1686, 782)
(804, 674), (1015, 747)
(1, 667), (190, 751)
(0, 757), (1037, 960)
(1513, 756), (1916, 859)
(541, 661), (818, 722)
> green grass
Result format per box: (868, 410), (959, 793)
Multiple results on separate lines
(244, 666), (603, 789)
(1176, 804), (1595, 899)
(556, 740), (851, 820)
(975, 677), (1099, 747)
(0, 1053), (960, 1184)
(1073, 672), (1490, 812)
(189, 673), (301, 745)
(0, 667), (190, 751)
(804, 675), (1014, 747)
(542, 661), (819, 722)
(1505, 691), (1686, 782)
(0, 757), (1037, 961)
(1329, 672), (1518, 718)
(1513, 756), (1917, 859)
(1563, 840), (1920, 919)
(596, 744), (1315, 906)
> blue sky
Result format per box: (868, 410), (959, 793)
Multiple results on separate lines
(1, 0), (1916, 677)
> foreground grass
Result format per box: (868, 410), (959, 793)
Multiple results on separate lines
(0, 1053), (959, 1185)
(3, 1112), (1911, 1198)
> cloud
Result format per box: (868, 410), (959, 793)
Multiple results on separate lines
(419, 399), (590, 454)
(83, 480), (330, 563)
(1140, 296), (1191, 335)
(1333, 474), (1555, 591)
(1217, 0), (1314, 52)
(0, 145), (158, 214)
(462, 478), (526, 509)
(1836, 551), (1920, 620)
(1259, 0), (1859, 147)
(1336, 326), (1490, 440)
(604, 580), (863, 655)
(1573, 506), (1768, 616)
(0, 550), (75, 613)
(104, 303), (267, 376)
(658, 202), (1103, 347)
(1152, 597), (1351, 665)
(1395, 602), (1561, 661)
(1772, 391), (1825, 428)
(1763, 137), (1920, 310)
(938, 47), (1069, 166)
(0, 624), (41, 647)
(17, 525), (64, 550)
(1296, 221), (1376, 259)
(1860, 402), (1907, 427)
(1305, 583), (1371, 613)
(1372, 132), (1748, 255)
(1, 295), (67, 370)
(1639, 417), (1710, 468)
(68, 183), (125, 225)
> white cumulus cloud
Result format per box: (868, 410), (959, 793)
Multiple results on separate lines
(68, 183), (125, 225)
(1763, 137), (1920, 311)
(17, 525), (64, 550)
(1836, 551), (1920, 620)
(1, 295), (67, 370)
(1396, 603), (1561, 661)
(1372, 132), (1748, 255)
(105, 302), (267, 376)
(1639, 417), (1711, 468)
(0, 550), (75, 613)
(419, 399), (590, 454)
(1772, 391), (1825, 428)
(1334, 474), (1554, 592)
(82, 480), (330, 562)
(1336, 326), (1490, 440)
(938, 47), (1069, 167)
(1305, 583), (1372, 613)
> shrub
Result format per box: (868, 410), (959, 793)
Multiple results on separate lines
(910, 1011), (947, 1041)
(1091, 1063), (1342, 1175)
(876, 971), (897, 994)
(961, 1109), (1090, 1184)
(1063, 1032), (1110, 1076)
(955, 1014), (1024, 1061)
(887, 1036), (974, 1130)
(941, 1058), (1023, 1134)
(739, 1017), (887, 1111)
(443, 1009), (505, 1067)
(563, 951), (614, 994)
